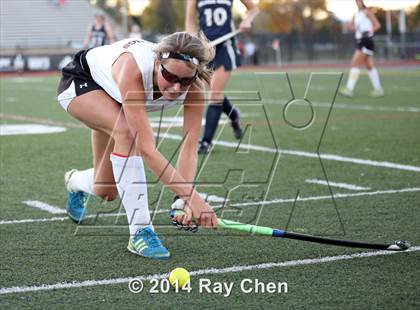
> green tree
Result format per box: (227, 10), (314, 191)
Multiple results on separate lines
(406, 3), (420, 31)
(255, 0), (328, 34)
(142, 0), (178, 33)
(255, 0), (330, 59)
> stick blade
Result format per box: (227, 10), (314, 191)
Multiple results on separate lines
(386, 240), (411, 251)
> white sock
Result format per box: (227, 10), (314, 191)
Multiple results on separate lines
(110, 153), (152, 236)
(368, 68), (382, 91)
(346, 68), (360, 91)
(69, 168), (95, 196)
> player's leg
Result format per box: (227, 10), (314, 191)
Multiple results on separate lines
(199, 40), (243, 154)
(220, 39), (242, 139)
(365, 55), (384, 96)
(199, 67), (231, 153)
(340, 49), (364, 97)
(63, 90), (128, 222)
(91, 129), (118, 200)
(65, 130), (117, 200)
(67, 90), (169, 258)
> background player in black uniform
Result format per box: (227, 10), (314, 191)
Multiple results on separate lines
(186, 0), (259, 154)
(339, 0), (384, 97)
(84, 12), (115, 48)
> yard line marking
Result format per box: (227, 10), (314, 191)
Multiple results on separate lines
(262, 99), (420, 113)
(161, 133), (420, 173)
(1, 113), (419, 173)
(229, 187), (420, 207)
(1, 246), (418, 295)
(22, 200), (66, 214)
(0, 113), (86, 129)
(0, 210), (169, 225)
(305, 179), (370, 191)
(315, 101), (420, 113)
(0, 124), (66, 136)
(2, 188), (418, 225)
(199, 192), (227, 202)
(0, 217), (68, 225)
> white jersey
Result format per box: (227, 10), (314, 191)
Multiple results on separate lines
(354, 9), (373, 39)
(85, 39), (187, 112)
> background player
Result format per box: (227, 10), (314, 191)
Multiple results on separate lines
(186, 0), (259, 154)
(340, 0), (384, 97)
(84, 12), (115, 48)
(57, 32), (218, 260)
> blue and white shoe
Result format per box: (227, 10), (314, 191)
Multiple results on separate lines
(64, 169), (87, 223)
(127, 227), (170, 260)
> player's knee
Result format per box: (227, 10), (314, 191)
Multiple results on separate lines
(112, 125), (134, 146)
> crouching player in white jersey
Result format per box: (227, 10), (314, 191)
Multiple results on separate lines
(57, 32), (218, 260)
(340, 0), (384, 97)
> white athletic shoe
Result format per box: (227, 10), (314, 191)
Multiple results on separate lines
(64, 169), (78, 192)
(339, 87), (354, 98)
(370, 88), (384, 97)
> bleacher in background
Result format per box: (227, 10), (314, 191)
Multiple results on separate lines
(0, 0), (99, 50)
(0, 0), (121, 72)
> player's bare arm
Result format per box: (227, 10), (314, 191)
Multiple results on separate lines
(177, 80), (205, 183)
(185, 0), (198, 34)
(239, 0), (260, 32)
(367, 9), (381, 32)
(112, 53), (217, 228)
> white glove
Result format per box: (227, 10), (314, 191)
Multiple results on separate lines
(170, 198), (198, 232)
(171, 198), (185, 212)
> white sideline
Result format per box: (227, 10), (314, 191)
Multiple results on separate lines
(304, 179), (370, 191)
(160, 133), (420, 173)
(1, 246), (419, 295)
(230, 187), (420, 207)
(2, 187), (419, 225)
(22, 200), (66, 214)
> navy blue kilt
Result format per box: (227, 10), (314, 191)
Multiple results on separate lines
(208, 38), (241, 71)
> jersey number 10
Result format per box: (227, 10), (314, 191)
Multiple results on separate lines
(204, 8), (228, 27)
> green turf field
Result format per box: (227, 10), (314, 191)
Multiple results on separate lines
(0, 68), (419, 309)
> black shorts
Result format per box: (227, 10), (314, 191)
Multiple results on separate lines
(356, 37), (374, 55)
(57, 49), (102, 110)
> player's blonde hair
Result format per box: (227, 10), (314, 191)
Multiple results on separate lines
(153, 31), (215, 85)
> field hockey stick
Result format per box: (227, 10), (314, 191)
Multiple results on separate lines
(216, 219), (410, 251)
(170, 210), (410, 251)
(209, 30), (240, 47)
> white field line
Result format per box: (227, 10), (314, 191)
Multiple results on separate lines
(1, 246), (419, 295)
(305, 179), (370, 191)
(313, 101), (420, 113)
(0, 124), (67, 136)
(2, 187), (419, 225)
(199, 192), (227, 202)
(161, 133), (420, 173)
(0, 210), (169, 225)
(262, 99), (420, 113)
(1, 113), (419, 173)
(229, 187), (420, 207)
(19, 192), (225, 216)
(22, 201), (66, 214)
